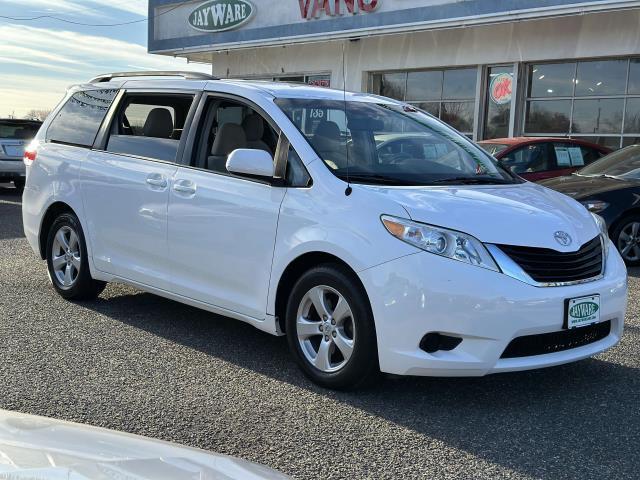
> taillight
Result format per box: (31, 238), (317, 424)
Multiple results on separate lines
(23, 148), (37, 166)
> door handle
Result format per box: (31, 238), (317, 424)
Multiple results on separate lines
(146, 174), (168, 188)
(173, 179), (196, 195)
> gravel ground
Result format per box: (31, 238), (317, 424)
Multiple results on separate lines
(0, 183), (638, 480)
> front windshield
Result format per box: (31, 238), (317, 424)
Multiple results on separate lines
(578, 145), (640, 180)
(479, 143), (509, 155)
(275, 99), (520, 186)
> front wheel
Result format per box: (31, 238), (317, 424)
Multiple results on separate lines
(612, 215), (640, 266)
(286, 264), (379, 390)
(46, 213), (106, 300)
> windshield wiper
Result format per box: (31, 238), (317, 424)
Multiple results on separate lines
(335, 173), (414, 185)
(430, 176), (512, 185)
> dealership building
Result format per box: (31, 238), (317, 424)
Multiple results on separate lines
(148, 0), (640, 147)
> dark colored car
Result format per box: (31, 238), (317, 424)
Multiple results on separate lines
(0, 119), (42, 189)
(541, 145), (640, 265)
(479, 137), (611, 182)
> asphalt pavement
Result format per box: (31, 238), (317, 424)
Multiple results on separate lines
(0, 183), (638, 479)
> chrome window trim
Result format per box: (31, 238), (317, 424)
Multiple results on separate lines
(486, 235), (605, 288)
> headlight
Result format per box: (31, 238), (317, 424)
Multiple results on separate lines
(581, 200), (609, 213)
(381, 215), (499, 272)
(592, 212), (610, 260)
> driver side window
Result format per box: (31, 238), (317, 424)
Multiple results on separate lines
(192, 97), (278, 174)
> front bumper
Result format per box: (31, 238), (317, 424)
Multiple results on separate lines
(0, 159), (25, 178)
(359, 244), (627, 377)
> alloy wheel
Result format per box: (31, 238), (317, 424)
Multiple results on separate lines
(51, 225), (81, 288)
(296, 285), (355, 373)
(618, 221), (640, 262)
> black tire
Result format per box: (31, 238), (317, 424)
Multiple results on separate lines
(611, 214), (640, 267)
(285, 264), (379, 390)
(12, 178), (25, 190)
(46, 212), (106, 300)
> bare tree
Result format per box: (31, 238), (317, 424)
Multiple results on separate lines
(23, 109), (52, 121)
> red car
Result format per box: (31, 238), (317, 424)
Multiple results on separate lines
(478, 137), (611, 182)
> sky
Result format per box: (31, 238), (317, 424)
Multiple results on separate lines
(0, 0), (209, 118)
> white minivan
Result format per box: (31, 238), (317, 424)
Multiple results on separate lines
(22, 72), (628, 389)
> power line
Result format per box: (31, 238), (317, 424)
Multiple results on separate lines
(0, 1), (186, 27)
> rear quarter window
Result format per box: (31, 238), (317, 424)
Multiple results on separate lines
(47, 89), (118, 147)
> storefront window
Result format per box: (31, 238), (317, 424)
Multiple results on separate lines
(406, 71), (442, 101)
(525, 57), (640, 148)
(528, 62), (575, 97)
(575, 60), (627, 96)
(484, 66), (513, 139)
(378, 73), (406, 100)
(629, 59), (640, 95)
(525, 100), (571, 133)
(572, 99), (623, 134)
(625, 98), (640, 134)
(370, 67), (477, 136)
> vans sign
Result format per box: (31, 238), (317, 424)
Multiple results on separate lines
(189, 0), (254, 32)
(299, 0), (379, 20)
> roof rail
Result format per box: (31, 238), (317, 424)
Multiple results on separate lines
(89, 71), (220, 83)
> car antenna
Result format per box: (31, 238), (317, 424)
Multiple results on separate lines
(342, 41), (352, 197)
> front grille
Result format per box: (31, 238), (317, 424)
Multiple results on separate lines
(497, 236), (602, 283)
(501, 320), (611, 359)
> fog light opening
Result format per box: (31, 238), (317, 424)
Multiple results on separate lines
(420, 333), (462, 354)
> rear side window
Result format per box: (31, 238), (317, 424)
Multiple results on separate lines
(47, 89), (118, 147)
(106, 94), (195, 162)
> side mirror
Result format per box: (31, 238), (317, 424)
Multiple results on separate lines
(226, 149), (274, 179)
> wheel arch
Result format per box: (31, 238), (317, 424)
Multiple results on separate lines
(609, 208), (640, 236)
(273, 251), (371, 333)
(38, 201), (77, 259)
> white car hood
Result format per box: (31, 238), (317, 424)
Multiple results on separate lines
(360, 182), (599, 250)
(0, 410), (290, 480)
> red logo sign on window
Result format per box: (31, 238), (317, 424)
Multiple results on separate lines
(490, 73), (513, 105)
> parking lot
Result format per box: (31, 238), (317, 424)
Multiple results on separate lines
(0, 184), (638, 480)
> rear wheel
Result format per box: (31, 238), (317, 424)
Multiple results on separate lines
(612, 215), (640, 266)
(286, 264), (379, 390)
(46, 213), (106, 300)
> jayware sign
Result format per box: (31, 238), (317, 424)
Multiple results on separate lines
(189, 0), (254, 32)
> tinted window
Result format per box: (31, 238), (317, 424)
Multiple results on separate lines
(0, 120), (41, 139)
(501, 143), (553, 173)
(106, 94), (194, 162)
(47, 89), (118, 147)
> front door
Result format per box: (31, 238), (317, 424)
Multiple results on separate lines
(166, 96), (285, 319)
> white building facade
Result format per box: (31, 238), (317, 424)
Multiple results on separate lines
(149, 0), (640, 146)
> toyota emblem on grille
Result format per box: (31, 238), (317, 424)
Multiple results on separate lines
(554, 231), (572, 246)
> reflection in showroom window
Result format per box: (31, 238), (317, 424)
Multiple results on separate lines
(524, 58), (640, 149)
(370, 67), (477, 137)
